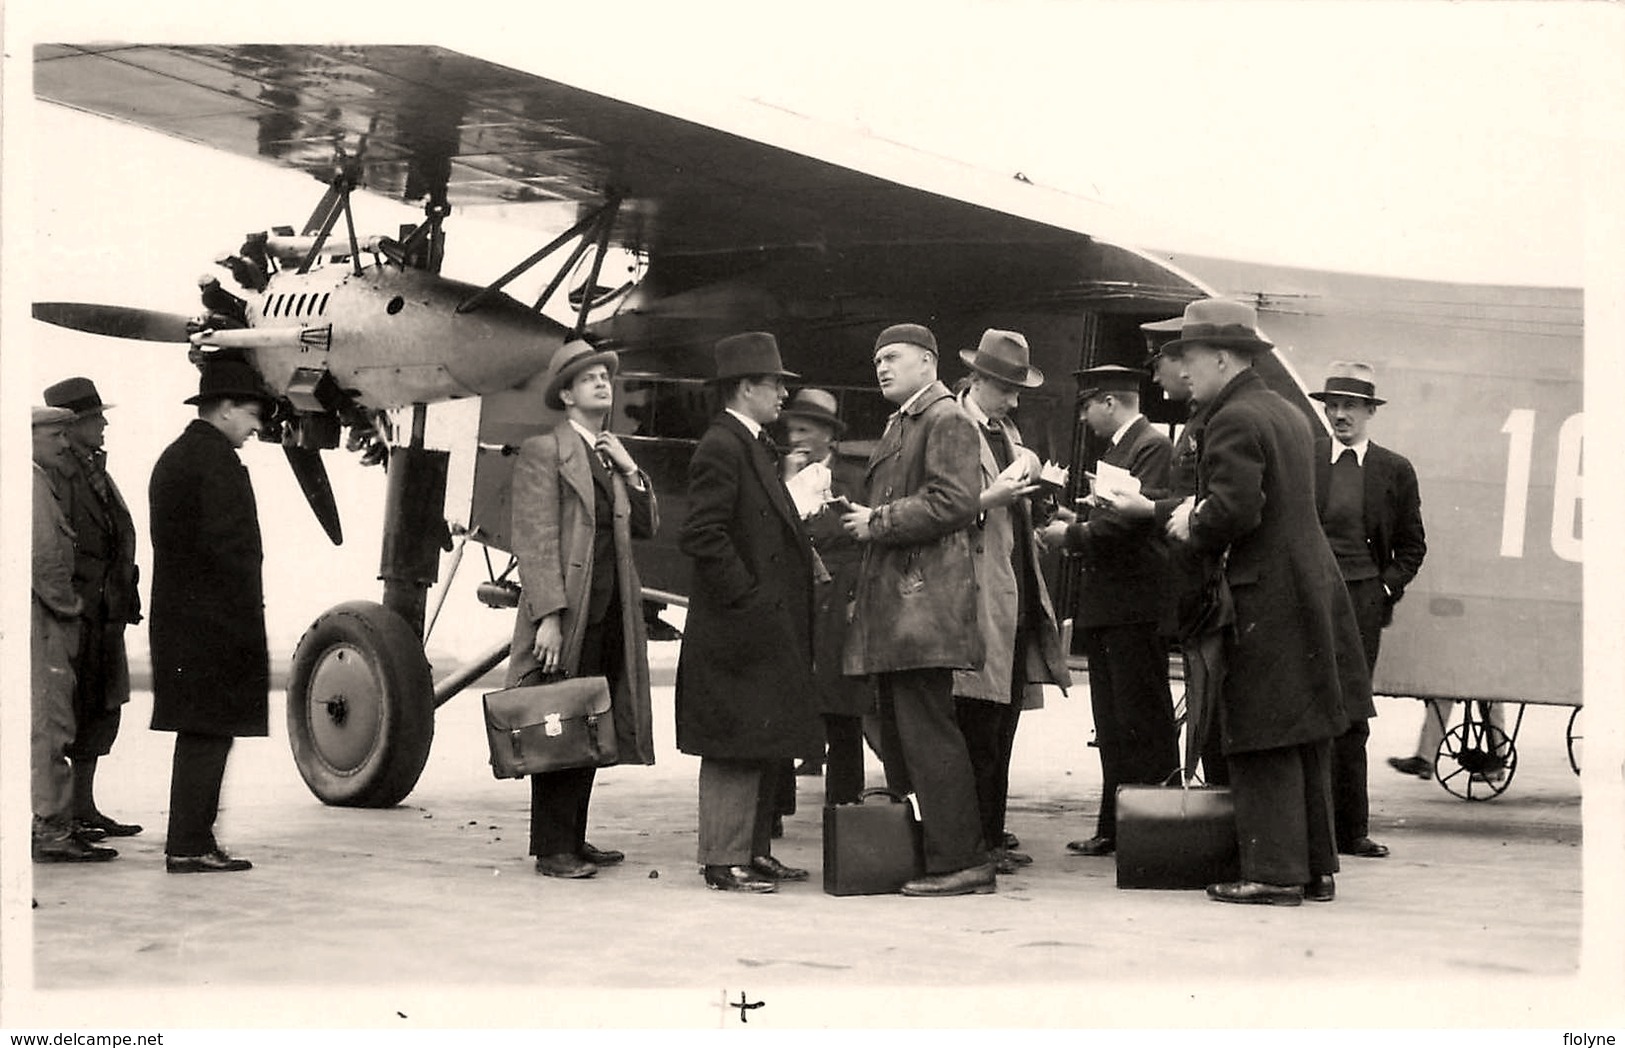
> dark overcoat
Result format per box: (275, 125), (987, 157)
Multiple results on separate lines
(675, 413), (822, 760)
(1313, 436), (1428, 610)
(843, 381), (983, 675)
(506, 422), (658, 765)
(1067, 415), (1173, 629)
(148, 419), (269, 738)
(802, 452), (877, 718)
(1186, 370), (1367, 755)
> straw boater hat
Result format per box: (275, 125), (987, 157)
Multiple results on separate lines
(44, 376), (114, 417)
(32, 405), (76, 428)
(1074, 364), (1145, 402)
(780, 388), (845, 436)
(184, 359), (276, 410)
(712, 331), (799, 382)
(1309, 361), (1386, 406)
(1158, 299), (1273, 357)
(959, 328), (1044, 388)
(541, 339), (621, 410)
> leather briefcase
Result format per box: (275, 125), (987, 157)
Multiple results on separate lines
(482, 675), (617, 779)
(1114, 782), (1239, 889)
(822, 789), (925, 896)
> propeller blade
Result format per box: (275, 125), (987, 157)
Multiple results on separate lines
(33, 302), (194, 343)
(283, 445), (343, 546)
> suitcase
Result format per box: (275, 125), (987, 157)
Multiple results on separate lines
(822, 789), (925, 896)
(1114, 782), (1239, 889)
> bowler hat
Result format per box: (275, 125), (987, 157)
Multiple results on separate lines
(959, 328), (1044, 388)
(1075, 364), (1145, 402)
(1309, 361), (1386, 405)
(32, 405), (76, 428)
(874, 323), (938, 356)
(184, 359), (276, 408)
(1140, 315), (1185, 365)
(44, 376), (114, 416)
(780, 388), (845, 436)
(1158, 299), (1273, 357)
(713, 331), (799, 382)
(541, 339), (621, 410)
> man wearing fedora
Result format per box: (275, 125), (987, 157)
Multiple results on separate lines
(1160, 299), (1370, 905)
(43, 377), (144, 840)
(1040, 363), (1178, 858)
(33, 405), (118, 863)
(951, 330), (1071, 873)
(675, 332), (823, 893)
(148, 359), (277, 873)
(1311, 362), (1427, 857)
(778, 387), (876, 806)
(841, 323), (994, 897)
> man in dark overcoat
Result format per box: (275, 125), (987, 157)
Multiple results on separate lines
(149, 360), (275, 874)
(44, 377), (144, 839)
(841, 323), (993, 897)
(1041, 365), (1178, 858)
(675, 332), (823, 893)
(1161, 299), (1370, 906)
(1311, 362), (1427, 858)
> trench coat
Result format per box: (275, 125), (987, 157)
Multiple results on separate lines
(1186, 369), (1368, 755)
(675, 412), (822, 760)
(801, 452), (878, 718)
(951, 400), (1070, 704)
(148, 419), (269, 738)
(505, 422), (658, 765)
(843, 381), (984, 676)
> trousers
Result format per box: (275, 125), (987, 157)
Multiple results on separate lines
(166, 732), (234, 856)
(1228, 738), (1338, 886)
(31, 604), (79, 839)
(696, 758), (778, 865)
(877, 667), (986, 874)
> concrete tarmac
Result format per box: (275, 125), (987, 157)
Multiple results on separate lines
(8, 643), (1604, 1029)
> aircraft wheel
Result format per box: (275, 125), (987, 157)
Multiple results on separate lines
(1566, 707), (1582, 776)
(1435, 717), (1516, 801)
(287, 600), (435, 807)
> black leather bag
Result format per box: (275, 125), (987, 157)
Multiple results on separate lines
(1114, 779), (1239, 889)
(822, 789), (925, 896)
(482, 674), (617, 779)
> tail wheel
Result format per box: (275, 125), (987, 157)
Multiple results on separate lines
(1436, 717), (1516, 801)
(287, 600), (435, 807)
(1566, 707), (1582, 775)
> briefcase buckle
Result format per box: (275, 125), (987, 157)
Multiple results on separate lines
(543, 713), (563, 737)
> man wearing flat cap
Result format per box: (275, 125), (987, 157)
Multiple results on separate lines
(1040, 363), (1178, 858)
(951, 330), (1071, 874)
(1310, 362), (1427, 856)
(676, 332), (823, 893)
(148, 359), (277, 873)
(1160, 299), (1370, 905)
(841, 323), (994, 896)
(43, 377), (143, 840)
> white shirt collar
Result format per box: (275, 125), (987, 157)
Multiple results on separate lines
(959, 389), (991, 427)
(1332, 439), (1369, 466)
(567, 418), (600, 447)
(1110, 414), (1144, 448)
(725, 407), (762, 438)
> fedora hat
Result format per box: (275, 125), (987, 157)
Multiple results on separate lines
(780, 387), (845, 436)
(32, 405), (76, 428)
(874, 323), (938, 356)
(959, 328), (1044, 389)
(713, 331), (799, 382)
(44, 376), (114, 416)
(184, 359), (276, 409)
(1139, 315), (1185, 365)
(541, 339), (621, 410)
(1074, 364), (1145, 402)
(1309, 361), (1386, 405)
(1159, 299), (1273, 356)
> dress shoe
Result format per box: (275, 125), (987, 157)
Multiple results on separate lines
(34, 836), (117, 863)
(703, 864), (777, 893)
(992, 851), (1020, 875)
(900, 862), (997, 897)
(70, 821), (108, 843)
(1305, 874), (1336, 902)
(1387, 756), (1433, 779)
(79, 813), (143, 837)
(1206, 881), (1304, 906)
(749, 855), (809, 881)
(1002, 848), (1033, 866)
(1065, 836), (1115, 857)
(578, 842), (624, 866)
(1340, 837), (1390, 858)
(1002, 831), (1021, 850)
(165, 850), (251, 874)
(535, 853), (597, 878)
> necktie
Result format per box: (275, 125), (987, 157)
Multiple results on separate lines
(1337, 447), (1357, 466)
(757, 429), (779, 458)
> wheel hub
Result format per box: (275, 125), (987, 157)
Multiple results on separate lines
(306, 644), (385, 772)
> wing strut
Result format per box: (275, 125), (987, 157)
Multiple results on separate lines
(453, 195), (623, 318)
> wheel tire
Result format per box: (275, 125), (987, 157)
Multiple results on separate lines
(1435, 717), (1516, 801)
(287, 600), (435, 807)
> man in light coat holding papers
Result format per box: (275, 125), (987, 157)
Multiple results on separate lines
(1040, 364), (1179, 859)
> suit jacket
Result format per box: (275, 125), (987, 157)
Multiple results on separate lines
(801, 452), (877, 717)
(1065, 416), (1172, 628)
(1313, 437), (1427, 616)
(1187, 370), (1368, 753)
(843, 380), (983, 676)
(675, 412), (822, 760)
(148, 419), (269, 737)
(506, 421), (658, 765)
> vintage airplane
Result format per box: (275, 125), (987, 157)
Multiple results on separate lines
(30, 43), (1582, 807)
